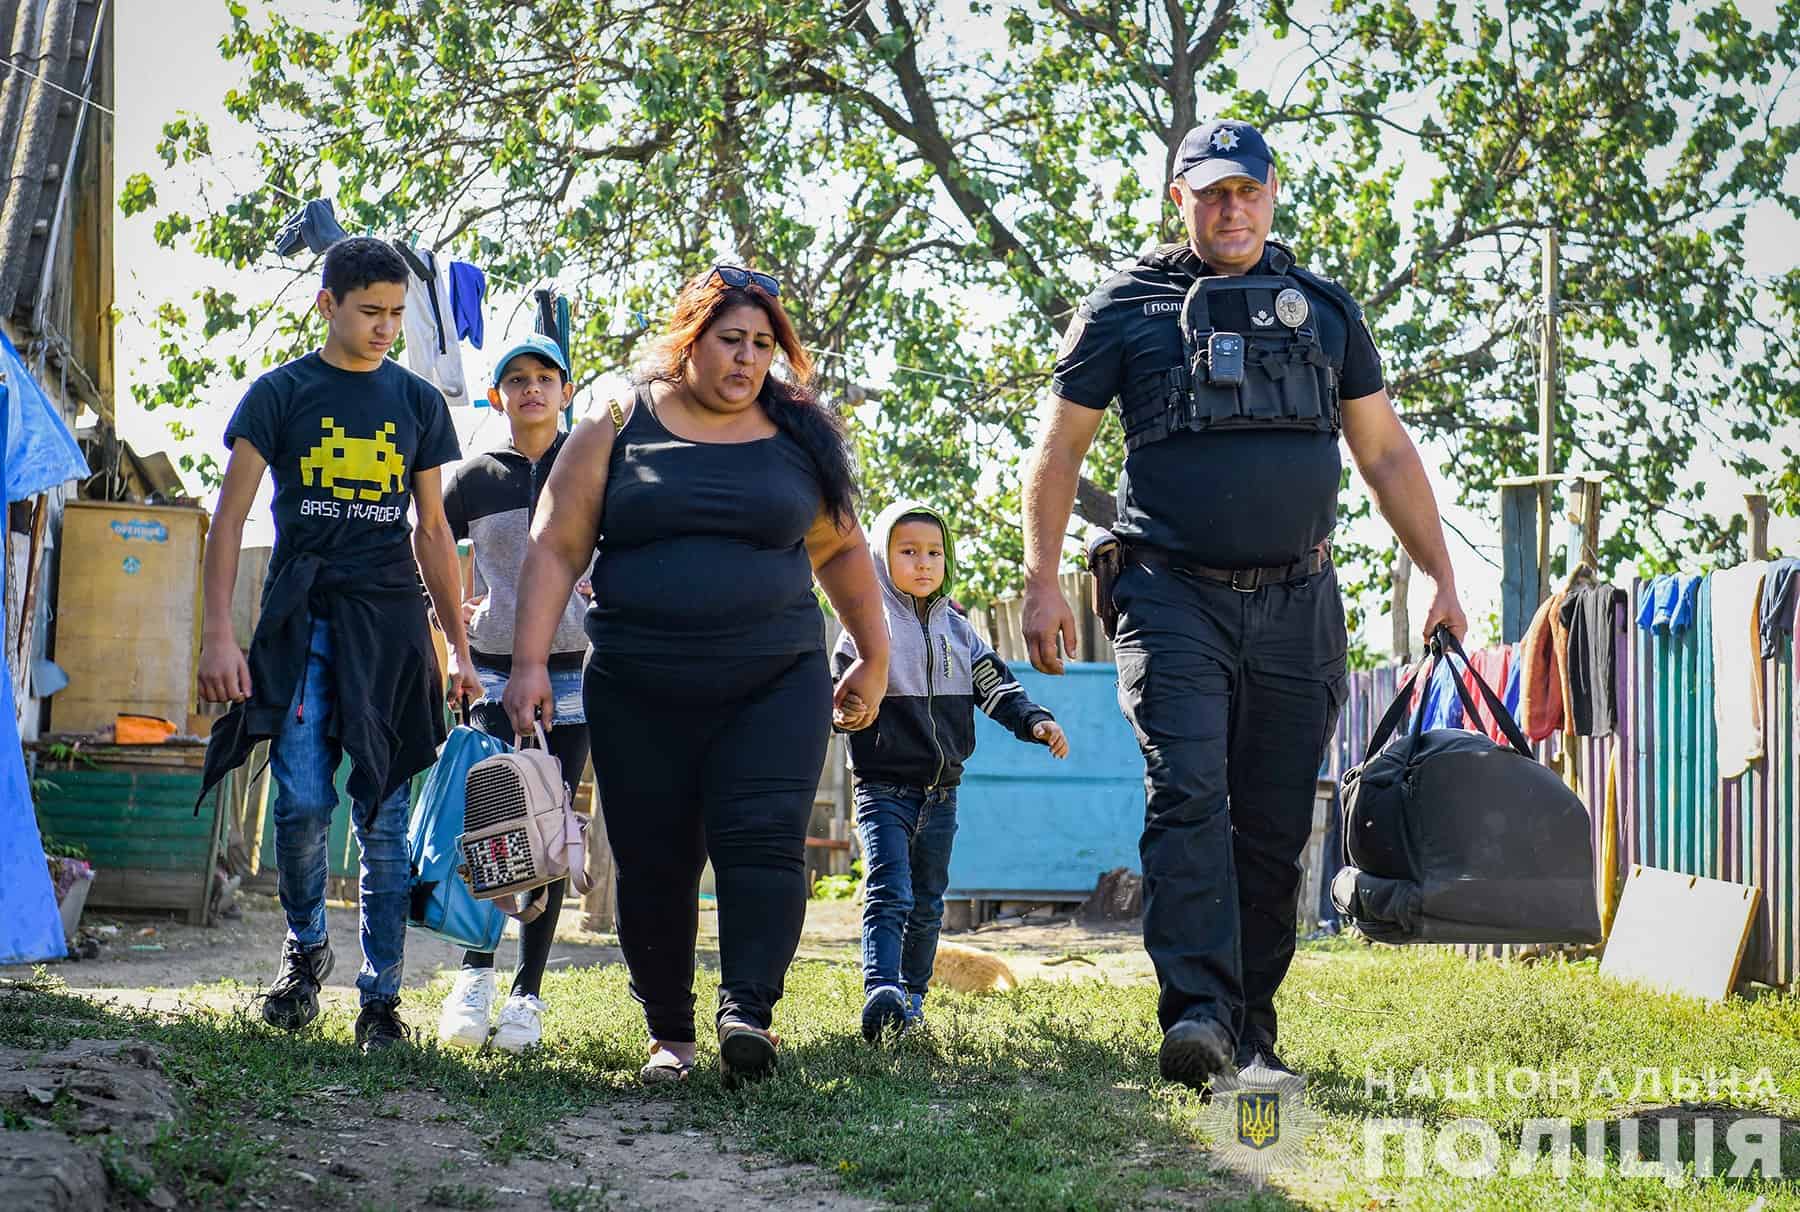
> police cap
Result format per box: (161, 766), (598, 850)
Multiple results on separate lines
(1172, 119), (1274, 191)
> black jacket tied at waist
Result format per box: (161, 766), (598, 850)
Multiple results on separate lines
(197, 551), (446, 813)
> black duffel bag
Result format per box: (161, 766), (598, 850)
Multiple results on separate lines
(1331, 626), (1602, 945)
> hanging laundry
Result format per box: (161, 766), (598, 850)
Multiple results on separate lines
(1757, 557), (1800, 658)
(1417, 652), (1468, 731)
(1501, 641), (1523, 725)
(1518, 587), (1569, 742)
(392, 242), (469, 403)
(1711, 562), (1768, 779)
(272, 198), (349, 258)
(1460, 644), (1514, 744)
(1635, 573), (1702, 633)
(449, 262), (487, 350)
(1559, 582), (1626, 737)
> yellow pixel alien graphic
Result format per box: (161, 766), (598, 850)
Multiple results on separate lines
(300, 418), (407, 502)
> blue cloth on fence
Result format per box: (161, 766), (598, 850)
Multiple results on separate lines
(0, 330), (89, 503)
(1503, 641), (1522, 720)
(1419, 653), (1466, 731)
(1759, 558), (1800, 658)
(0, 371), (67, 964)
(1637, 573), (1702, 634)
(449, 261), (486, 350)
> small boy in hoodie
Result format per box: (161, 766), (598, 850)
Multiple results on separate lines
(834, 502), (1070, 1041)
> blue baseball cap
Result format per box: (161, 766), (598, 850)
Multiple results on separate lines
(1172, 119), (1274, 190)
(490, 333), (570, 388)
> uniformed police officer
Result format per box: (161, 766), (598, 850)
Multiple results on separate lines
(1020, 119), (1468, 1089)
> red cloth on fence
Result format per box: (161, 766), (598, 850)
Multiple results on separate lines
(1462, 645), (1514, 743)
(1518, 589), (1568, 742)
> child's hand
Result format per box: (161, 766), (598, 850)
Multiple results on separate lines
(1033, 719), (1069, 758)
(834, 691), (876, 731)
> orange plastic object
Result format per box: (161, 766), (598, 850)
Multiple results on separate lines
(114, 714), (177, 745)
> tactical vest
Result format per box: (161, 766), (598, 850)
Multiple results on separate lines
(1119, 266), (1341, 452)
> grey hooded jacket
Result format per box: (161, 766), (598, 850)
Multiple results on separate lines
(832, 500), (1053, 789)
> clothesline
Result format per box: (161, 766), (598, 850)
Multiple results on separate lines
(0, 55), (117, 118)
(255, 177), (999, 391)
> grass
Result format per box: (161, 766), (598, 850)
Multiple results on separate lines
(3, 939), (1798, 1210)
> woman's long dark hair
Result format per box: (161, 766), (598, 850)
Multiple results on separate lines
(639, 271), (859, 528)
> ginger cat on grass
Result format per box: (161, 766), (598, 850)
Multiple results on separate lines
(930, 941), (1017, 994)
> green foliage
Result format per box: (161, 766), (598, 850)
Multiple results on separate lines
(127, 0), (1800, 606)
(811, 858), (863, 901)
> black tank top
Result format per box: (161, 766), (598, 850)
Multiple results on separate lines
(584, 382), (824, 656)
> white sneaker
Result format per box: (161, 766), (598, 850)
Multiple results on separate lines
(492, 993), (545, 1053)
(437, 968), (496, 1049)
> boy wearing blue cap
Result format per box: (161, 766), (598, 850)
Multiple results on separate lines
(435, 334), (594, 1051)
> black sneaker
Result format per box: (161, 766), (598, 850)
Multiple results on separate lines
(1236, 1043), (1305, 1085)
(259, 940), (334, 1031)
(354, 998), (412, 1055)
(1158, 1017), (1234, 1091)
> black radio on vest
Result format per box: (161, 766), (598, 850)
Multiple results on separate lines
(1118, 245), (1342, 452)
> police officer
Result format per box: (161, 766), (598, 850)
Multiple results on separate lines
(1020, 119), (1468, 1089)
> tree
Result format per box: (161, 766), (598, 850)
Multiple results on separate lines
(126, 0), (1800, 648)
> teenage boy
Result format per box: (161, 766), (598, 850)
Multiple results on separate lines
(198, 236), (481, 1054)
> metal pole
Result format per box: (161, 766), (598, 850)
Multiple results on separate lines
(1535, 227), (1560, 603)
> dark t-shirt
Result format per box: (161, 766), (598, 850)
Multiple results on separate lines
(586, 384), (825, 656)
(223, 352), (461, 574)
(1052, 242), (1383, 566)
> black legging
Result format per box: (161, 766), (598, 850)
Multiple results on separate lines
(583, 649), (831, 1042)
(460, 701), (592, 999)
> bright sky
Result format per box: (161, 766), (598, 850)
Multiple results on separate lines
(110, 1), (1800, 656)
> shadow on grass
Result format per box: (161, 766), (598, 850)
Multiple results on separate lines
(3, 965), (1314, 1211)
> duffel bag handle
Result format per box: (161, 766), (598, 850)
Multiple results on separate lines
(1430, 625), (1532, 758)
(1362, 627), (1532, 762)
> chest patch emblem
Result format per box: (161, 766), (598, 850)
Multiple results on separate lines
(1252, 309), (1275, 327)
(301, 418), (406, 502)
(1276, 288), (1310, 327)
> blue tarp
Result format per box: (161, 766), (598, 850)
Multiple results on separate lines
(0, 327), (89, 503)
(0, 369), (68, 962)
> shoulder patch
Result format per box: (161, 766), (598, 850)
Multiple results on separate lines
(1057, 310), (1090, 359)
(1286, 265), (1361, 324)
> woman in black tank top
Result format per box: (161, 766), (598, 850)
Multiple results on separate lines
(504, 266), (890, 1086)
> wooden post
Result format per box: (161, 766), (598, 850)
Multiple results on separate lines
(1578, 478), (1604, 572)
(1391, 548), (1413, 663)
(1746, 492), (1770, 561)
(14, 494), (46, 671)
(1536, 228), (1561, 605)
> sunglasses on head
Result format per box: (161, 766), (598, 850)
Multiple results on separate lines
(710, 264), (781, 297)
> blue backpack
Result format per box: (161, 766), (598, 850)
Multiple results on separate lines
(407, 721), (508, 951)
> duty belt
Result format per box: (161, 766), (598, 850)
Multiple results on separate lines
(1122, 540), (1331, 593)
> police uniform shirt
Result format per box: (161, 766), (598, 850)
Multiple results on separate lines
(1052, 242), (1383, 568)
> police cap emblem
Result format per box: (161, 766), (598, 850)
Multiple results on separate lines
(1275, 288), (1309, 327)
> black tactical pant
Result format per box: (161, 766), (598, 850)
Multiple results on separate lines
(1112, 555), (1347, 1051)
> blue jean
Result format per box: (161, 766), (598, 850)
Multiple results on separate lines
(268, 620), (411, 1004)
(856, 782), (958, 997)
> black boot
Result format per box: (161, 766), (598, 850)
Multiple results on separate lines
(354, 998), (412, 1055)
(1158, 1017), (1234, 1091)
(259, 940), (334, 1031)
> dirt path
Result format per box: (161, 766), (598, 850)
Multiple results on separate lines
(3, 897), (1157, 1210)
(257, 1087), (881, 1211)
(4, 895), (1154, 1015)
